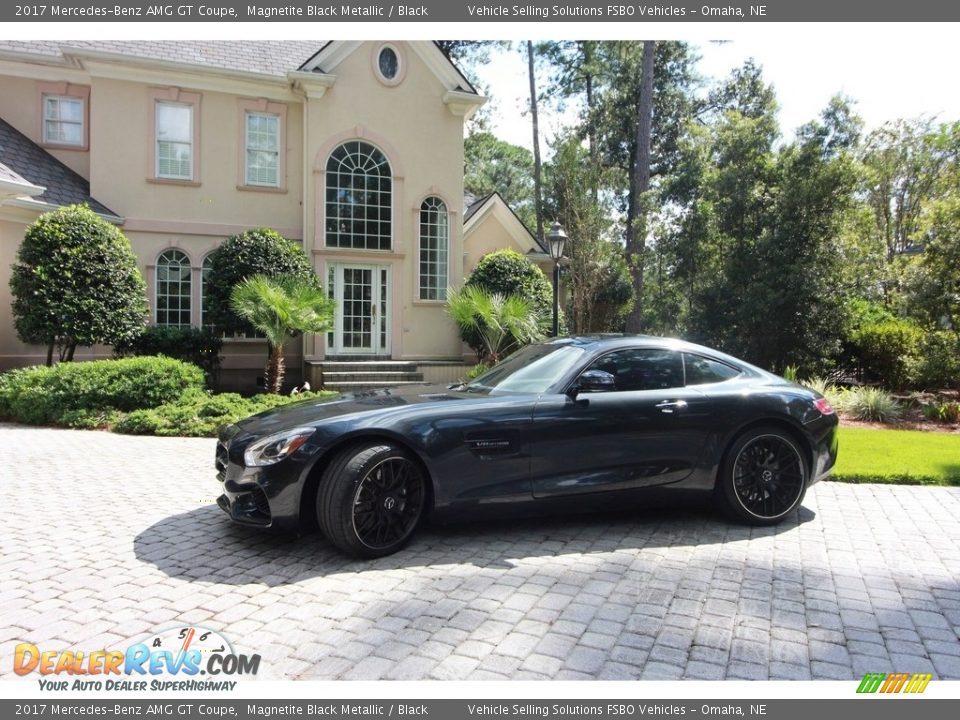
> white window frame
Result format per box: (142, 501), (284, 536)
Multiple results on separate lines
(155, 249), (192, 328)
(155, 101), (194, 181)
(244, 111), (281, 188)
(41, 95), (85, 147)
(418, 196), (450, 301)
(325, 141), (393, 251)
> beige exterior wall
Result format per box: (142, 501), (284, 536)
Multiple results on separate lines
(88, 77), (303, 233)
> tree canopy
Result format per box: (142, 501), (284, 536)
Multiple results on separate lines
(10, 204), (147, 364)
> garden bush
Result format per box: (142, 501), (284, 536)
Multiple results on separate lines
(909, 331), (960, 390)
(114, 326), (223, 381)
(0, 357), (205, 425)
(203, 228), (317, 337)
(113, 388), (337, 437)
(849, 319), (923, 390)
(921, 400), (960, 424)
(837, 386), (903, 423)
(461, 249), (563, 358)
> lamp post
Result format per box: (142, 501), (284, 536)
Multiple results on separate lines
(546, 222), (567, 337)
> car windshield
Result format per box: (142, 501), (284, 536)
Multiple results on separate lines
(463, 344), (586, 395)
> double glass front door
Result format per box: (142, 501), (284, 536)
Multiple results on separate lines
(327, 264), (390, 355)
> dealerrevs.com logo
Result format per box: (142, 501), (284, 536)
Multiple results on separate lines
(14, 626), (260, 691)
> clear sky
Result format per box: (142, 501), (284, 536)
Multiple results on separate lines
(480, 27), (960, 153)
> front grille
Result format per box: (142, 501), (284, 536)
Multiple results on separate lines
(251, 487), (271, 517)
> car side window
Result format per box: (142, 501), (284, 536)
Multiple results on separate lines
(684, 353), (741, 385)
(585, 349), (684, 392)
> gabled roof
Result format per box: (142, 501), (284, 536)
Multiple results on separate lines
(0, 40), (322, 77)
(463, 191), (546, 253)
(300, 41), (479, 95)
(0, 118), (115, 215)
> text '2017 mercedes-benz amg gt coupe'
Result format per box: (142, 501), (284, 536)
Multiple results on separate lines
(215, 336), (838, 558)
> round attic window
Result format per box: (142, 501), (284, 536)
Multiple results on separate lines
(378, 47), (399, 80)
(373, 44), (405, 86)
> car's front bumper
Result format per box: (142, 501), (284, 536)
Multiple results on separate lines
(214, 435), (305, 533)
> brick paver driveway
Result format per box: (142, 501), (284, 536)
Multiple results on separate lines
(2, 423), (959, 681)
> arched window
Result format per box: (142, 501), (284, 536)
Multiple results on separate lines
(325, 141), (391, 250)
(200, 254), (214, 328)
(155, 249), (191, 327)
(419, 196), (448, 300)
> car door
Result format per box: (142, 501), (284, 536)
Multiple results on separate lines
(529, 347), (713, 499)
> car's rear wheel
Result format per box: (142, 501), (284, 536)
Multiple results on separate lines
(317, 442), (426, 558)
(716, 427), (808, 525)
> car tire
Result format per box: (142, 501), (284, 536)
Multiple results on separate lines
(316, 442), (427, 558)
(716, 426), (809, 526)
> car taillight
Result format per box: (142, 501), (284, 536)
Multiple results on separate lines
(814, 398), (835, 415)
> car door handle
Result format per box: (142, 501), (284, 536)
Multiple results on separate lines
(656, 400), (688, 414)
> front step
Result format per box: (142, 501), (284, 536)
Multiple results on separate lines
(316, 361), (425, 392)
(324, 380), (428, 392)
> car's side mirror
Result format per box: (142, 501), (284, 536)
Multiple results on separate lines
(573, 369), (616, 395)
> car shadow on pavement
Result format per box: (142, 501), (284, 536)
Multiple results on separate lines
(133, 498), (817, 587)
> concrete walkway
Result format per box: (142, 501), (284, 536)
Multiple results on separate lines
(2, 424), (958, 680)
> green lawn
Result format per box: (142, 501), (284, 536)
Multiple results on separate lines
(831, 425), (960, 486)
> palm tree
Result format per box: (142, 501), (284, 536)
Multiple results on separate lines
(231, 275), (335, 394)
(446, 285), (543, 364)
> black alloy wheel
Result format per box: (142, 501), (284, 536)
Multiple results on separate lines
(351, 456), (424, 551)
(718, 427), (808, 525)
(317, 442), (427, 558)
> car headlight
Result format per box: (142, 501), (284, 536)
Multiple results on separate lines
(243, 427), (315, 467)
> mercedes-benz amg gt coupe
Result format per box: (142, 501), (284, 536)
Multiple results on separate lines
(215, 336), (838, 558)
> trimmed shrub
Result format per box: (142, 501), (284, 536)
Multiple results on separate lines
(203, 228), (317, 336)
(9, 204), (147, 364)
(114, 326), (223, 381)
(462, 249), (563, 357)
(113, 388), (338, 437)
(837, 386), (903, 423)
(0, 357), (205, 425)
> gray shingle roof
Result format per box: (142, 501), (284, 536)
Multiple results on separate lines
(0, 118), (114, 215)
(463, 191), (491, 223)
(0, 41), (323, 77)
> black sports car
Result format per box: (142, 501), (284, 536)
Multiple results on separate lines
(215, 336), (838, 558)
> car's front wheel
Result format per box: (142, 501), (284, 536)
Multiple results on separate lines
(317, 442), (427, 558)
(716, 427), (808, 525)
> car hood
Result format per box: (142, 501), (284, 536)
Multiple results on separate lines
(232, 384), (467, 436)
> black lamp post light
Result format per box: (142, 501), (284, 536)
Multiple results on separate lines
(546, 222), (567, 337)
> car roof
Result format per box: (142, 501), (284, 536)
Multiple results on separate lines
(544, 334), (771, 375)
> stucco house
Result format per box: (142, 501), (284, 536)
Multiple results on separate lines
(0, 40), (550, 389)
